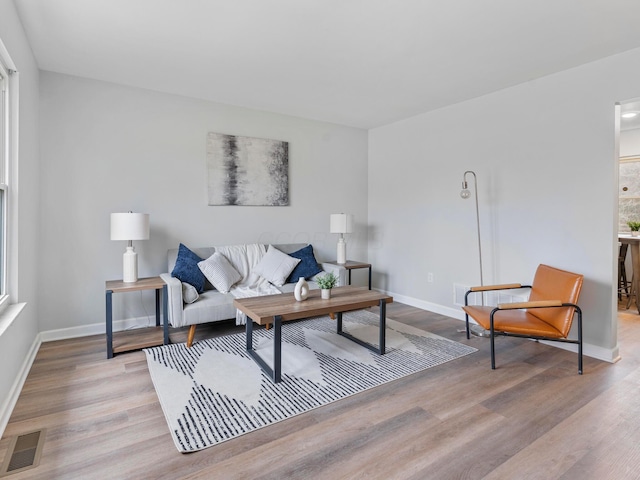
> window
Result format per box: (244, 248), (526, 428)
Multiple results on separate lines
(0, 59), (9, 306)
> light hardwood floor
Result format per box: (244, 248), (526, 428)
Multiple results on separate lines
(1, 302), (640, 479)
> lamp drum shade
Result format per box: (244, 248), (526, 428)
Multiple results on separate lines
(110, 213), (150, 241)
(330, 213), (353, 234)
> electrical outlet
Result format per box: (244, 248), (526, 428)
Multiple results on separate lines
(427, 272), (434, 283)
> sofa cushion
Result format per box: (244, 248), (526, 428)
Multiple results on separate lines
(254, 244), (301, 287)
(198, 252), (242, 294)
(171, 243), (206, 293)
(181, 282), (199, 304)
(286, 244), (323, 283)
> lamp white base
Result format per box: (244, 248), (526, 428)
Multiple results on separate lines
(123, 246), (138, 283)
(336, 238), (347, 265)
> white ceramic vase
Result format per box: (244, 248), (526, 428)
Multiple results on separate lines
(321, 288), (331, 300)
(294, 277), (309, 301)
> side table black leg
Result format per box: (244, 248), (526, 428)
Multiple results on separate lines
(368, 266), (372, 290)
(162, 285), (169, 345)
(379, 299), (386, 354)
(106, 290), (113, 359)
(155, 288), (161, 326)
(337, 312), (343, 333)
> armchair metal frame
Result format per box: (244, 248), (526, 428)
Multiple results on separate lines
(464, 283), (583, 375)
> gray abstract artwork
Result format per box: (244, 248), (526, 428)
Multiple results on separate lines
(206, 133), (289, 206)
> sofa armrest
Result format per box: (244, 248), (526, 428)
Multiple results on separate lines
(319, 262), (348, 287)
(160, 273), (183, 327)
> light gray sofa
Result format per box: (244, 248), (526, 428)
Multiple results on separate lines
(159, 243), (347, 345)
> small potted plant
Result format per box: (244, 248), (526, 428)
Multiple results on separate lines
(628, 221), (640, 236)
(316, 272), (338, 299)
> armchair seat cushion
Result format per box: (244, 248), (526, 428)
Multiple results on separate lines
(462, 305), (565, 338)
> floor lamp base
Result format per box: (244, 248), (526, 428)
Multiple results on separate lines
(469, 324), (491, 337)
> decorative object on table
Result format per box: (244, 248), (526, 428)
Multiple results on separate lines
(628, 221), (640, 236)
(316, 271), (338, 299)
(206, 132), (289, 206)
(294, 277), (309, 301)
(460, 171), (489, 337)
(330, 213), (353, 264)
(110, 212), (150, 283)
(145, 310), (477, 453)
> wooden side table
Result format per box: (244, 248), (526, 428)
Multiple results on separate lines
(325, 260), (372, 289)
(105, 276), (168, 358)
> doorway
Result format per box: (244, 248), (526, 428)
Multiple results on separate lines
(617, 99), (640, 324)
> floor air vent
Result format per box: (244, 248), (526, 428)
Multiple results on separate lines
(0, 429), (45, 477)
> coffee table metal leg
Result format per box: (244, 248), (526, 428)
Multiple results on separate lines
(337, 303), (386, 355)
(246, 317), (253, 350)
(246, 315), (283, 383)
(273, 315), (282, 383)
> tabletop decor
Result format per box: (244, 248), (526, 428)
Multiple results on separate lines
(110, 212), (149, 283)
(330, 213), (353, 264)
(315, 271), (338, 299)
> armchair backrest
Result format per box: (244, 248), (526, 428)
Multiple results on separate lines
(528, 264), (584, 337)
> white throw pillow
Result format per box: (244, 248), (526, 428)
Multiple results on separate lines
(181, 282), (199, 304)
(198, 252), (242, 294)
(253, 245), (301, 287)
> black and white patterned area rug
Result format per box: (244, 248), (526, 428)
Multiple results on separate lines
(144, 310), (477, 453)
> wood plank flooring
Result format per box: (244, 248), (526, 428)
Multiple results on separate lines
(1, 302), (640, 479)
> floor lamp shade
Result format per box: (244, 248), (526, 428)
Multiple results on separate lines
(110, 213), (150, 283)
(330, 213), (353, 264)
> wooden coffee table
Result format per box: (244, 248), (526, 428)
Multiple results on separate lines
(234, 286), (393, 383)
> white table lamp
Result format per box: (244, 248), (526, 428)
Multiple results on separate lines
(110, 212), (150, 283)
(330, 213), (353, 264)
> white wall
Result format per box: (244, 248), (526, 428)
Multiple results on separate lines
(0, 2), (40, 430)
(38, 72), (368, 333)
(369, 48), (640, 361)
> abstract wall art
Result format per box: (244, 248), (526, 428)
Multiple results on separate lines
(206, 132), (289, 206)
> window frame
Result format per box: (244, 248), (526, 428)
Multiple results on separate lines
(0, 56), (11, 311)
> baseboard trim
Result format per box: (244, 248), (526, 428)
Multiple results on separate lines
(39, 316), (159, 343)
(0, 333), (41, 439)
(388, 290), (467, 321)
(385, 289), (620, 364)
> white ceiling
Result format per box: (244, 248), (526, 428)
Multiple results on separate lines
(13, 0), (640, 129)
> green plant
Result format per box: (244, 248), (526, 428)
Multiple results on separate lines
(315, 272), (338, 290)
(628, 221), (640, 232)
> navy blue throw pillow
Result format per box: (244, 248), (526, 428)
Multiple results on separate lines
(171, 243), (206, 293)
(286, 244), (323, 283)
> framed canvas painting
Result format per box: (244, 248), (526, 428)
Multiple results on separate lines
(206, 132), (289, 206)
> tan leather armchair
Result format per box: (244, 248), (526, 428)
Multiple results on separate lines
(462, 264), (584, 374)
